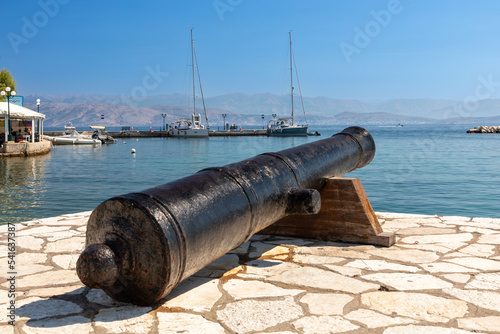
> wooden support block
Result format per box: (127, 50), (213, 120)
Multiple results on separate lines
(260, 177), (395, 247)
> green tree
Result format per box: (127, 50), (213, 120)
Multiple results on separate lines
(0, 68), (17, 102)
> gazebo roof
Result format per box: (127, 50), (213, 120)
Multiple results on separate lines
(0, 102), (45, 120)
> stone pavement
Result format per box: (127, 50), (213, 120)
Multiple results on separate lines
(1, 211), (499, 333)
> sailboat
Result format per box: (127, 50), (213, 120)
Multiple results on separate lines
(170, 30), (209, 138)
(267, 31), (309, 137)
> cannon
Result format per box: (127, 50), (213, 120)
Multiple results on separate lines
(77, 126), (376, 305)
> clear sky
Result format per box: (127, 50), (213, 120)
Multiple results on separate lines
(2, 0), (500, 101)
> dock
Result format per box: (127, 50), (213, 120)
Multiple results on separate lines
(43, 129), (269, 138)
(2, 212), (500, 333)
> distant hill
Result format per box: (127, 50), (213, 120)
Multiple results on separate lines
(21, 93), (500, 127)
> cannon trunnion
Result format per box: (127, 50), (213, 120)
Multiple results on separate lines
(77, 126), (377, 305)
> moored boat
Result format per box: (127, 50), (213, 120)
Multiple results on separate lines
(170, 30), (209, 138)
(43, 125), (102, 145)
(267, 31), (309, 137)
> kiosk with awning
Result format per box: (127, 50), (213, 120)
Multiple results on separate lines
(0, 102), (50, 156)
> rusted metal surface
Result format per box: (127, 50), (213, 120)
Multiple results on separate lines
(76, 126), (376, 305)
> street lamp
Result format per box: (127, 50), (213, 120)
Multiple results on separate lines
(1, 87), (17, 142)
(161, 113), (167, 131)
(222, 113), (227, 131)
(272, 113), (277, 119)
(37, 99), (40, 113)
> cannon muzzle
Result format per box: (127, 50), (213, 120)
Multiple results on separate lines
(77, 126), (375, 305)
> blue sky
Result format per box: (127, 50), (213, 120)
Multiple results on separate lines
(2, 0), (500, 101)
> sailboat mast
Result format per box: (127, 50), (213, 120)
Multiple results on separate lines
(289, 31), (294, 125)
(191, 29), (196, 117)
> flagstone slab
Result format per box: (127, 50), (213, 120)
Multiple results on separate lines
(161, 277), (221, 312)
(292, 254), (345, 265)
(86, 288), (129, 307)
(346, 259), (420, 272)
(345, 309), (417, 328)
(400, 233), (474, 244)
(368, 248), (439, 263)
(456, 244), (496, 257)
(14, 264), (54, 277)
(222, 279), (304, 300)
(21, 315), (92, 334)
(16, 252), (47, 264)
(40, 217), (88, 226)
(16, 236), (44, 251)
(444, 257), (500, 271)
(45, 230), (81, 242)
(377, 212), (436, 219)
(52, 254), (80, 270)
(216, 297), (303, 333)
(44, 236), (85, 253)
(383, 325), (481, 334)
(477, 234), (500, 244)
(242, 260), (299, 278)
(16, 226), (69, 237)
(295, 245), (371, 259)
(397, 227), (457, 235)
(17, 297), (83, 321)
(248, 242), (290, 259)
(441, 274), (471, 284)
(265, 238), (315, 247)
(3, 270), (80, 289)
(465, 273), (500, 290)
(94, 306), (154, 334)
(457, 316), (500, 333)
(194, 253), (240, 278)
(459, 226), (500, 234)
(157, 312), (226, 334)
(397, 243), (466, 254)
(267, 266), (379, 293)
(291, 315), (358, 334)
(362, 273), (453, 290)
(26, 286), (84, 298)
(361, 291), (468, 323)
(299, 293), (353, 315)
(419, 262), (479, 273)
(443, 288), (500, 312)
(323, 264), (363, 277)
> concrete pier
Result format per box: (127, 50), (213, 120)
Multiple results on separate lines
(43, 129), (269, 139)
(1, 212), (499, 333)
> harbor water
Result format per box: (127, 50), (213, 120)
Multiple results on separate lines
(1, 124), (499, 224)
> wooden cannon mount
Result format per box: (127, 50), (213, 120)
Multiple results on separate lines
(261, 177), (395, 247)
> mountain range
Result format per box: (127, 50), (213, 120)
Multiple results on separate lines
(20, 93), (500, 127)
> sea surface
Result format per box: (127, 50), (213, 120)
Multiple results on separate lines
(1, 124), (499, 224)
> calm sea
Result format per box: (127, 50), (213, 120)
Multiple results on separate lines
(1, 124), (499, 224)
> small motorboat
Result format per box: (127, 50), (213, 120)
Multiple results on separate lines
(82, 126), (117, 144)
(43, 125), (102, 145)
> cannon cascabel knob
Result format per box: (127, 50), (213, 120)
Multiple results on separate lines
(76, 243), (119, 289)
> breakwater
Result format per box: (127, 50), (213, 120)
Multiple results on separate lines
(467, 125), (500, 133)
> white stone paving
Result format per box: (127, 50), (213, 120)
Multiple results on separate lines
(0, 211), (499, 333)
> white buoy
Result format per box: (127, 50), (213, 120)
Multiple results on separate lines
(131, 148), (136, 154)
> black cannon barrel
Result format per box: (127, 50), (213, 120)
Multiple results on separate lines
(77, 126), (375, 305)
